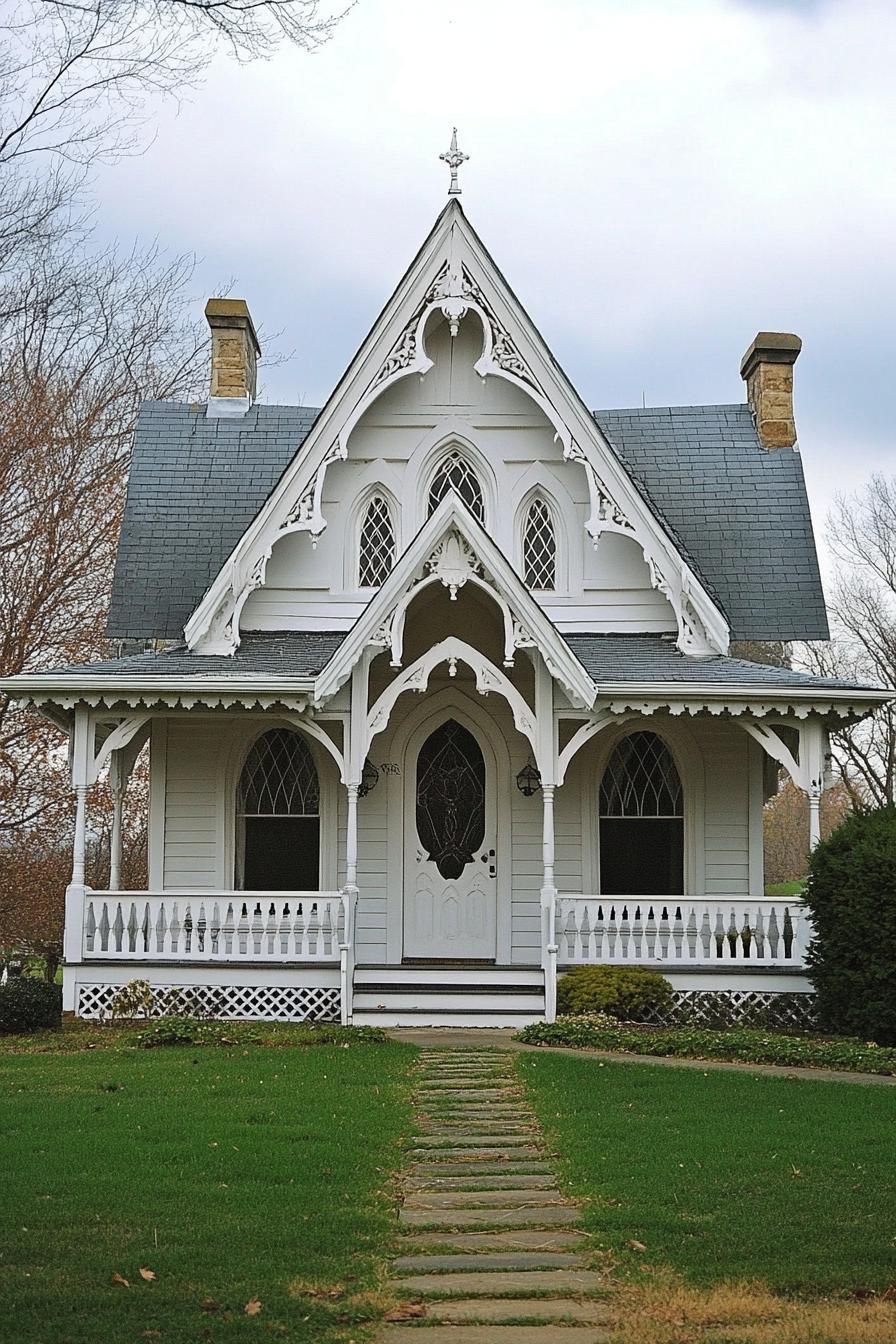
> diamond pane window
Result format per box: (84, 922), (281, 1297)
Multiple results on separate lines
(416, 719), (486, 880)
(599, 732), (683, 897)
(600, 733), (682, 818)
(358, 494), (395, 587)
(239, 729), (319, 817)
(523, 497), (556, 590)
(428, 452), (485, 523)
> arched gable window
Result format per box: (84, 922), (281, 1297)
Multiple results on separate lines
(237, 729), (319, 890)
(523, 497), (556, 590)
(599, 732), (683, 896)
(428, 451), (485, 523)
(358, 493), (396, 587)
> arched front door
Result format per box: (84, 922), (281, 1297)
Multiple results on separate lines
(404, 717), (497, 960)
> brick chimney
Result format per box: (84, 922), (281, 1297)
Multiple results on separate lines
(740, 331), (801, 450)
(205, 298), (260, 416)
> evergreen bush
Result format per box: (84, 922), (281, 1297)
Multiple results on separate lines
(0, 977), (62, 1033)
(556, 964), (673, 1021)
(804, 804), (896, 1045)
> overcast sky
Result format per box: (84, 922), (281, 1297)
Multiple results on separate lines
(92, 0), (895, 561)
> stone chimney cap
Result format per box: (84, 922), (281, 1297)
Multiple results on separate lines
(740, 331), (801, 381)
(204, 298), (261, 356)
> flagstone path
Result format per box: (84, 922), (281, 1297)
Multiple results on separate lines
(378, 1048), (614, 1343)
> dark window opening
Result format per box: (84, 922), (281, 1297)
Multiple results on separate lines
(238, 729), (320, 891)
(599, 732), (684, 897)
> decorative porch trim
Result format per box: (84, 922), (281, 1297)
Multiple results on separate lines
(313, 494), (596, 709)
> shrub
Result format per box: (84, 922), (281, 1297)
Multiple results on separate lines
(136, 1016), (243, 1048)
(804, 805), (896, 1046)
(0, 977), (62, 1033)
(556, 964), (673, 1021)
(109, 979), (154, 1021)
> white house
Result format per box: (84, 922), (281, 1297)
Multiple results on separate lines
(3, 169), (889, 1027)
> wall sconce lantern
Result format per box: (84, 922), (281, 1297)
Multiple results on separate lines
(515, 758), (542, 797)
(358, 758), (380, 798)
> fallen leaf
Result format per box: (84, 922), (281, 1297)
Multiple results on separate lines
(626, 1239), (647, 1252)
(139, 1267), (156, 1282)
(111, 1272), (130, 1288)
(201, 1297), (221, 1313)
(384, 1302), (426, 1322)
(244, 1297), (262, 1316)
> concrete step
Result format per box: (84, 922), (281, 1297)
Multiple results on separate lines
(354, 966), (542, 986)
(378, 1327), (609, 1343)
(403, 1230), (591, 1252)
(408, 1147), (546, 1163)
(353, 1010), (543, 1027)
(408, 1175), (557, 1191)
(391, 1252), (585, 1273)
(392, 1267), (608, 1295)
(404, 1190), (564, 1209)
(425, 1297), (613, 1324)
(399, 1204), (581, 1229)
(408, 1161), (556, 1177)
(412, 1135), (540, 1149)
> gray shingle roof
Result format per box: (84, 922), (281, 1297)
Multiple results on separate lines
(46, 632), (344, 680)
(564, 634), (863, 690)
(592, 404), (828, 640)
(39, 631), (873, 699)
(107, 398), (828, 643)
(107, 401), (320, 639)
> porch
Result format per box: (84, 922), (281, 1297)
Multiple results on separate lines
(66, 885), (814, 1026)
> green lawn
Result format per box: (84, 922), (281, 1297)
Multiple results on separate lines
(0, 1039), (415, 1344)
(765, 879), (806, 896)
(518, 1052), (896, 1293)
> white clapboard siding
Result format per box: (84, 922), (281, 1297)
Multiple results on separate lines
(699, 722), (751, 896)
(163, 720), (221, 889)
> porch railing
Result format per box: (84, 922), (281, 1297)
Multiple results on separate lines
(80, 890), (348, 963)
(554, 896), (813, 968)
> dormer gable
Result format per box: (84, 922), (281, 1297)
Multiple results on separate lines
(182, 201), (729, 661)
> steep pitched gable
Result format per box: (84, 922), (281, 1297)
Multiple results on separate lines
(181, 201), (729, 661)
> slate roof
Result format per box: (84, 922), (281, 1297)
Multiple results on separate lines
(592, 404), (828, 641)
(107, 397), (828, 643)
(44, 632), (344, 680)
(106, 402), (320, 639)
(37, 631), (873, 698)
(563, 635), (867, 691)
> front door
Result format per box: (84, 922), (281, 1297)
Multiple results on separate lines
(404, 717), (497, 960)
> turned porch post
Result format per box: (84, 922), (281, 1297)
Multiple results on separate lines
(63, 706), (94, 1009)
(535, 660), (558, 1023)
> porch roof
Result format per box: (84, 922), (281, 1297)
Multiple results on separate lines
(2, 632), (887, 721)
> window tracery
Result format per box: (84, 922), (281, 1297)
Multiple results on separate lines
(428, 451), (485, 523)
(358, 494), (396, 588)
(523, 497), (557, 590)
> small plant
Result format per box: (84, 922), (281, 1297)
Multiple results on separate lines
(0, 977), (62, 1033)
(109, 979), (154, 1022)
(556, 964), (673, 1022)
(136, 1016), (246, 1048)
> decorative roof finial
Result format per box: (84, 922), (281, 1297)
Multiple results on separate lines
(440, 128), (469, 197)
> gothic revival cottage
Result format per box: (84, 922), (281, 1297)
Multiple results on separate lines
(3, 168), (888, 1025)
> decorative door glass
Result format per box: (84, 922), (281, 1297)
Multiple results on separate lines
(416, 719), (486, 880)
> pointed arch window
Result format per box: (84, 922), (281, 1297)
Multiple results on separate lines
(599, 732), (684, 896)
(523, 497), (556, 590)
(428, 451), (485, 523)
(358, 493), (396, 588)
(237, 729), (320, 890)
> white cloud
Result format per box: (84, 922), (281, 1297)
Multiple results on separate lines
(89, 0), (896, 546)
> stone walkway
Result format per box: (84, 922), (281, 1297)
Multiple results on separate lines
(378, 1047), (613, 1343)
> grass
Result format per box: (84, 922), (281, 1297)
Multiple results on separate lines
(0, 1035), (416, 1343)
(517, 1019), (896, 1075)
(517, 1051), (896, 1294)
(765, 880), (806, 897)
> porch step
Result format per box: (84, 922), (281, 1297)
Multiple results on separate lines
(354, 992), (544, 1014)
(352, 1010), (543, 1028)
(354, 965), (543, 987)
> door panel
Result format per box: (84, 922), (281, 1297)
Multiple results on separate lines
(404, 718), (497, 959)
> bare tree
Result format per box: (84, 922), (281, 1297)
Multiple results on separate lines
(802, 475), (896, 807)
(0, 0), (351, 169)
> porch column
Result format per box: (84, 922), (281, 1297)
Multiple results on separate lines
(109, 751), (124, 892)
(808, 788), (822, 851)
(540, 785), (558, 1023)
(340, 781), (359, 1027)
(64, 706), (93, 1009)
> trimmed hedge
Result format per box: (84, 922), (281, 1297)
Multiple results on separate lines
(556, 964), (673, 1021)
(804, 805), (896, 1046)
(517, 1016), (896, 1075)
(0, 978), (62, 1033)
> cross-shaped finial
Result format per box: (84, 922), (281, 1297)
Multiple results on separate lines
(440, 128), (469, 197)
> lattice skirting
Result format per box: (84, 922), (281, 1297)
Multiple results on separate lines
(77, 983), (341, 1023)
(639, 989), (819, 1030)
